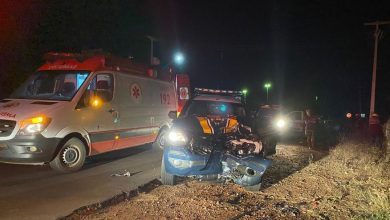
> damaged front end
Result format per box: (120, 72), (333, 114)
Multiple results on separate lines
(161, 115), (272, 190)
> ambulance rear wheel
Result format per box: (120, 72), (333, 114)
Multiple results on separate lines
(49, 138), (86, 173)
(161, 156), (177, 185)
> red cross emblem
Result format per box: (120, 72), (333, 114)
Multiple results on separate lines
(132, 86), (140, 99)
(180, 89), (186, 97)
(179, 87), (189, 100)
(130, 84), (142, 103)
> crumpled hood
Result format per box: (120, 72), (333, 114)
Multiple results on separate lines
(0, 99), (65, 121)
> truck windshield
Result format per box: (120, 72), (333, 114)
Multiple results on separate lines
(10, 71), (90, 101)
(184, 100), (245, 117)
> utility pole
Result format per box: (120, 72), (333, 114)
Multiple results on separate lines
(146, 36), (159, 65)
(364, 21), (390, 117)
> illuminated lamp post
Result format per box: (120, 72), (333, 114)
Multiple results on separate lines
(242, 88), (248, 104)
(174, 52), (185, 66)
(264, 82), (272, 103)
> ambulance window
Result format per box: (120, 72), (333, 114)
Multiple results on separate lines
(76, 73), (89, 89)
(11, 70), (89, 101)
(84, 74), (114, 103)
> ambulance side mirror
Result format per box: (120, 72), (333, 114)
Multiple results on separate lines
(168, 111), (177, 119)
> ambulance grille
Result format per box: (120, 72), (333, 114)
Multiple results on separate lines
(0, 120), (16, 137)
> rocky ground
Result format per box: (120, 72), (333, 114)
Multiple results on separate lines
(65, 140), (390, 220)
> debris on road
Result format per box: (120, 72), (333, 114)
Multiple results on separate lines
(111, 170), (142, 177)
(111, 170), (131, 177)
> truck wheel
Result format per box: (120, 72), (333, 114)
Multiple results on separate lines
(49, 138), (86, 173)
(153, 129), (167, 150)
(262, 137), (277, 157)
(161, 156), (176, 185)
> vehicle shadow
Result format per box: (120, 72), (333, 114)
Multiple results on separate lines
(83, 144), (156, 169)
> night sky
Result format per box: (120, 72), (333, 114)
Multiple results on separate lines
(1, 0), (390, 118)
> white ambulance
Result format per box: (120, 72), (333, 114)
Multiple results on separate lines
(0, 52), (190, 172)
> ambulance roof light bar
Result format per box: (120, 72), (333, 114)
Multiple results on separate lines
(43, 49), (108, 62)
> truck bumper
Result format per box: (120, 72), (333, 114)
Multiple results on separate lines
(0, 135), (61, 165)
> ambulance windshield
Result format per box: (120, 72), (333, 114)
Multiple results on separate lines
(11, 71), (90, 101)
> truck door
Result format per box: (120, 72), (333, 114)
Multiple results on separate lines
(78, 73), (118, 154)
(288, 111), (305, 136)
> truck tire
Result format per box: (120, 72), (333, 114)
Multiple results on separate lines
(262, 137), (277, 157)
(161, 156), (176, 185)
(49, 138), (86, 173)
(153, 129), (167, 150)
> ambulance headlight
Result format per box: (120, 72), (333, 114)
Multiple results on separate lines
(167, 130), (187, 146)
(18, 115), (52, 135)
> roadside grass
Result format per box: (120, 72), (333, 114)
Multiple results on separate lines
(263, 139), (390, 219)
(312, 141), (390, 219)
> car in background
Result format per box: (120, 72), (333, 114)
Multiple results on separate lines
(251, 105), (287, 156)
(285, 110), (340, 148)
(286, 111), (306, 137)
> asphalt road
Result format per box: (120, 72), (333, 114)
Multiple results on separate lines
(0, 144), (162, 220)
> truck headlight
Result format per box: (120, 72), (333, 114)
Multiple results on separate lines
(167, 130), (187, 146)
(274, 117), (287, 130)
(18, 115), (51, 135)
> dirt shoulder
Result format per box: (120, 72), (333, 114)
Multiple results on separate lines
(66, 142), (390, 220)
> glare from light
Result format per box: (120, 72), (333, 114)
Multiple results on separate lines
(31, 116), (44, 124)
(264, 83), (272, 89)
(168, 130), (186, 143)
(276, 119), (286, 128)
(242, 89), (248, 95)
(19, 115), (51, 135)
(90, 97), (102, 108)
(26, 123), (43, 133)
(174, 52), (185, 65)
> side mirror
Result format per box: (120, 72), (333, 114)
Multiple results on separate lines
(168, 111), (177, 119)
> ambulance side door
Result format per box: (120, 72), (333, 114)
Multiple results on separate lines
(114, 74), (154, 149)
(77, 73), (118, 154)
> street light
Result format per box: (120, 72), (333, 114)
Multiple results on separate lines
(174, 52), (185, 66)
(264, 83), (272, 103)
(146, 36), (159, 65)
(242, 88), (248, 104)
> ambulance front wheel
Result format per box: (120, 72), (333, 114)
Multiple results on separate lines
(49, 138), (86, 173)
